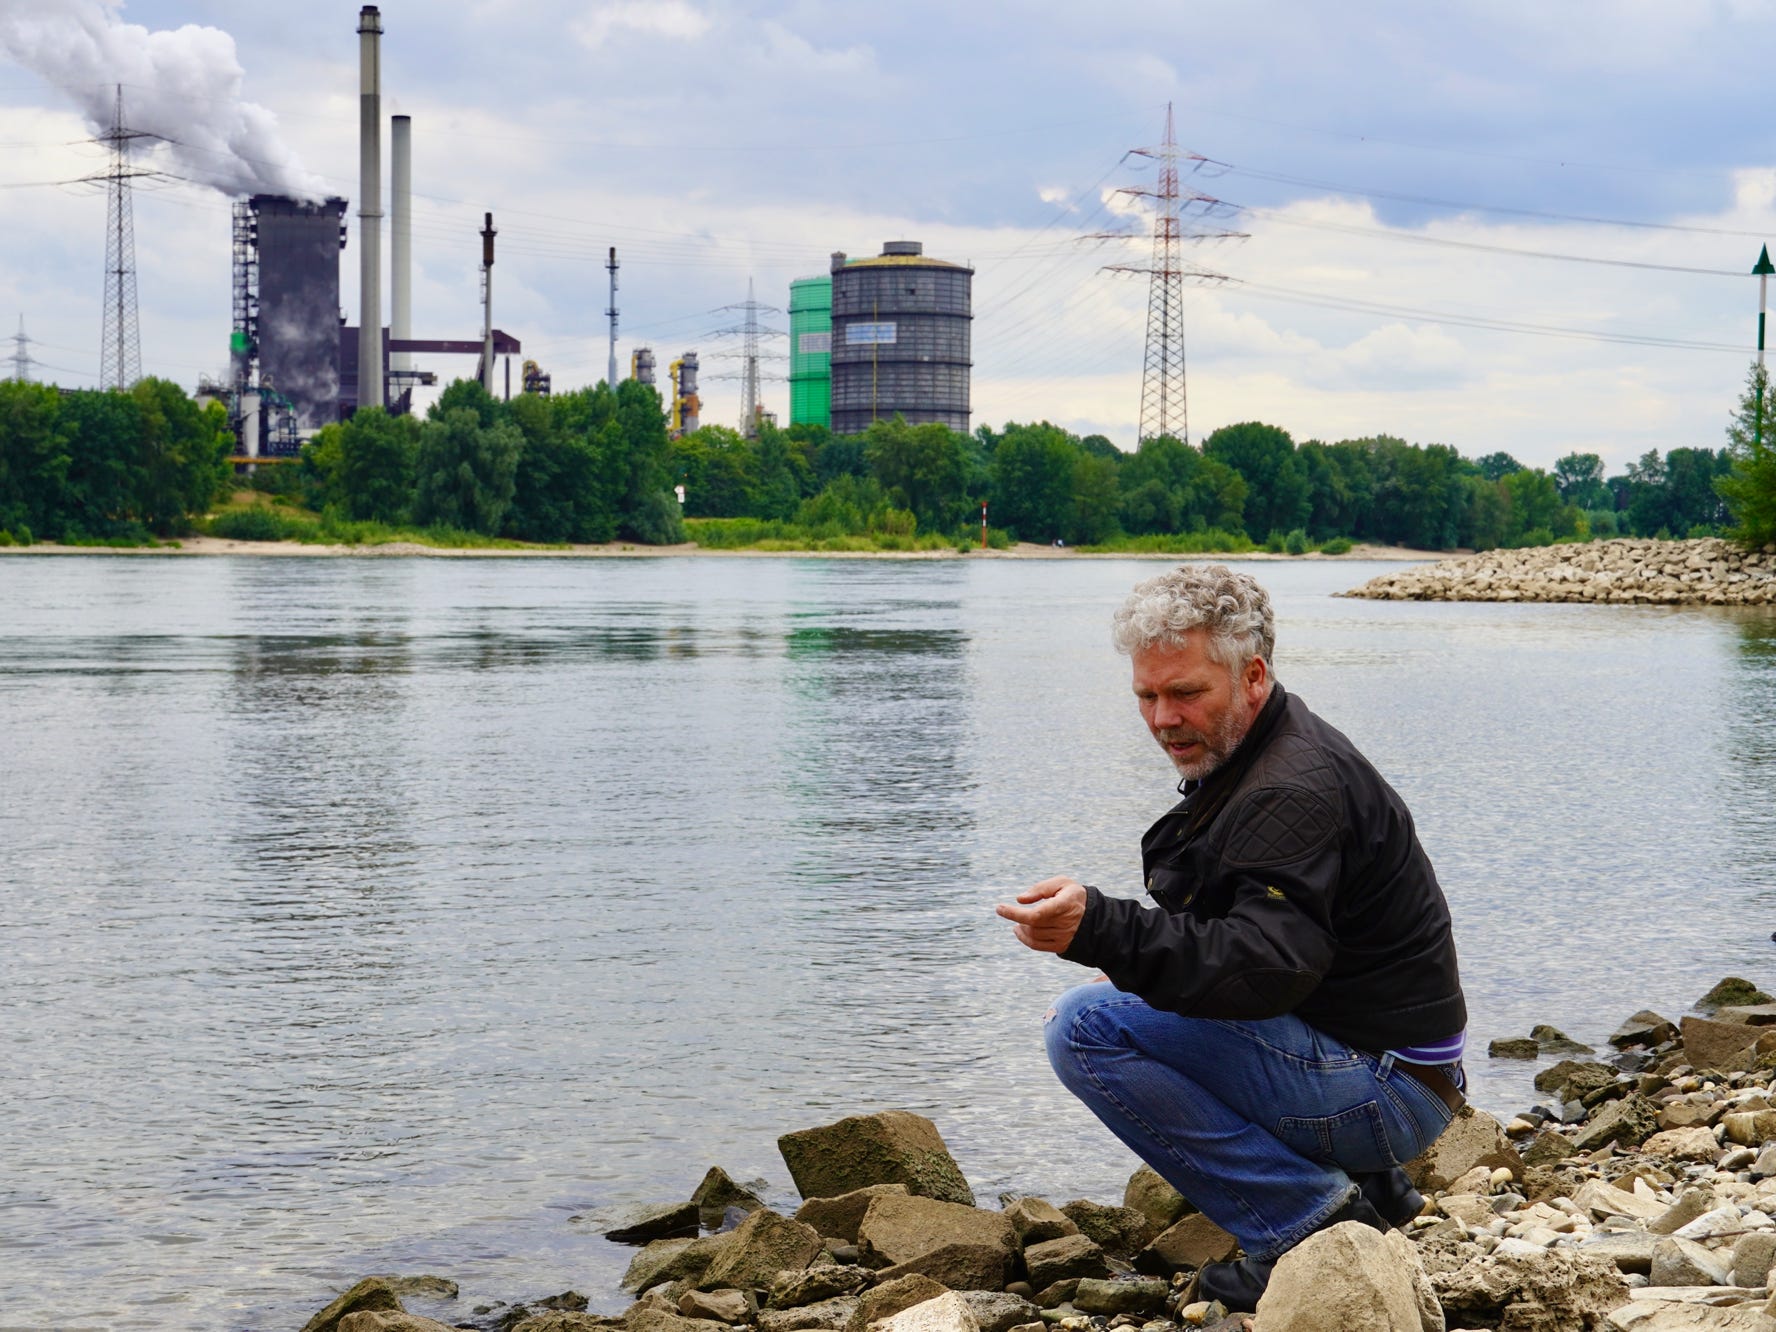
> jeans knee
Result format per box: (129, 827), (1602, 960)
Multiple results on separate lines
(1043, 982), (1113, 1085)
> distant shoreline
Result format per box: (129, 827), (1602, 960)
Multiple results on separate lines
(0, 538), (1443, 562)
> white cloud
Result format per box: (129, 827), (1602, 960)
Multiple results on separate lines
(573, 1), (710, 49)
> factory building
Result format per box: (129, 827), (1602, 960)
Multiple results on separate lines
(788, 276), (832, 429)
(828, 241), (972, 436)
(233, 194), (348, 447)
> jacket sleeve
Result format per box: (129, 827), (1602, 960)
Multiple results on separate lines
(1060, 784), (1343, 1019)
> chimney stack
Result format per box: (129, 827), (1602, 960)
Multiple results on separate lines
(391, 114), (411, 376)
(357, 6), (383, 411)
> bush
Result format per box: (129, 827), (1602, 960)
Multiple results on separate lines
(1318, 536), (1353, 555)
(0, 530), (13, 547)
(1264, 530), (1286, 553)
(207, 507), (312, 542)
(1284, 528), (1309, 555)
(1584, 508), (1619, 538)
(15, 524), (32, 546)
(1513, 527), (1556, 548)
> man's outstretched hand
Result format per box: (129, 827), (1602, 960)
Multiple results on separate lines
(997, 876), (1088, 954)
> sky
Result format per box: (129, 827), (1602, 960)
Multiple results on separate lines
(2, 0), (1776, 471)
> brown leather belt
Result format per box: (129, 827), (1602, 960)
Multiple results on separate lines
(1392, 1059), (1466, 1113)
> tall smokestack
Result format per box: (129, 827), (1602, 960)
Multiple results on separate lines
(357, 6), (383, 412)
(391, 113), (411, 375)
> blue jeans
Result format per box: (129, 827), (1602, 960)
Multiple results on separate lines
(1044, 982), (1456, 1262)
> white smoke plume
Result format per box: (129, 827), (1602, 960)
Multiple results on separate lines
(0, 0), (324, 199)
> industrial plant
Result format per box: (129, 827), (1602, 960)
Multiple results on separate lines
(193, 10), (973, 457)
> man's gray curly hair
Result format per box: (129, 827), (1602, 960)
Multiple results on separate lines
(1112, 564), (1275, 672)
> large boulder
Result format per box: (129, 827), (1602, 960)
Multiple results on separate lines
(872, 1244), (1011, 1292)
(337, 1317), (460, 1332)
(1057, 1200), (1148, 1255)
(1648, 1236), (1732, 1287)
(1405, 1106), (1524, 1192)
(843, 1276), (948, 1332)
(1253, 1222), (1437, 1332)
(767, 1266), (873, 1310)
(856, 1195), (1015, 1271)
(1573, 1096), (1660, 1153)
(1431, 1248), (1630, 1331)
(757, 1297), (861, 1332)
(1609, 1012), (1678, 1049)
(300, 1278), (404, 1332)
(609, 1202), (703, 1244)
(692, 1169), (768, 1229)
(1070, 1278), (1170, 1318)
(1000, 1197), (1075, 1246)
(779, 1112), (973, 1206)
(1536, 1060), (1618, 1099)
(1696, 977), (1775, 1012)
(866, 1292), (980, 1332)
(1021, 1234), (1109, 1287)
(1681, 1016), (1766, 1072)
(1134, 1213), (1239, 1274)
(796, 1186), (912, 1244)
(1121, 1166), (1191, 1237)
(679, 1291), (751, 1324)
(624, 1236), (733, 1294)
(626, 1309), (730, 1332)
(697, 1209), (825, 1292)
(951, 1292), (1040, 1332)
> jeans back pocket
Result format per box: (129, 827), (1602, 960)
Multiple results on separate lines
(1275, 1098), (1394, 1172)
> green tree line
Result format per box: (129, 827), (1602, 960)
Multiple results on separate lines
(0, 378), (233, 543)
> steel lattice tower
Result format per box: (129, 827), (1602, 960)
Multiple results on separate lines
(1103, 104), (1241, 445)
(709, 279), (785, 437)
(10, 316), (33, 384)
(98, 86), (151, 391)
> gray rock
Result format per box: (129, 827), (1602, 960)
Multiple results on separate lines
(375, 1276), (458, 1301)
(1488, 1038), (1540, 1059)
(1529, 1024), (1594, 1055)
(952, 1292), (1041, 1332)
(1577, 1230), (1659, 1274)
(1610, 1011), (1678, 1049)
(1022, 1235), (1110, 1288)
(1535, 1059), (1617, 1097)
(1068, 1279), (1169, 1318)
(856, 1196), (1016, 1271)
(1734, 1231), (1776, 1288)
(506, 1316), (626, 1332)
(697, 1210), (825, 1292)
(1648, 1188), (1715, 1236)
(795, 1187), (913, 1245)
(1721, 1147), (1758, 1170)
(1754, 1145), (1776, 1179)
(1522, 1131), (1578, 1168)
(1252, 1222), (1431, 1332)
(1001, 1197), (1077, 1246)
(757, 1298), (861, 1332)
(336, 1316), (462, 1332)
(779, 1112), (973, 1207)
(300, 1278), (405, 1332)
(1572, 1094), (1660, 1152)
(626, 1308), (731, 1332)
(609, 1203), (703, 1245)
(1649, 1236), (1732, 1287)
(1029, 1280), (1076, 1310)
(692, 1169), (768, 1229)
(767, 1266), (872, 1310)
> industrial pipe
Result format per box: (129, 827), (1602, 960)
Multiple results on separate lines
(391, 113), (411, 376)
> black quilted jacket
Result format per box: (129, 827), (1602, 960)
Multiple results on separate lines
(1061, 682), (1466, 1052)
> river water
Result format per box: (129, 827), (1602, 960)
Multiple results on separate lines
(3, 554), (1775, 1329)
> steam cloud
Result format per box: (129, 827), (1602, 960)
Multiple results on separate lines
(0, 0), (323, 199)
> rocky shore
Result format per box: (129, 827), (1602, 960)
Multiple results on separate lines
(296, 977), (1776, 1332)
(1343, 538), (1776, 605)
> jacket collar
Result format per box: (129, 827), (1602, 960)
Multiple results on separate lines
(1177, 679), (1289, 835)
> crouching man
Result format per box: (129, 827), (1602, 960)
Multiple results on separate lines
(996, 565), (1465, 1312)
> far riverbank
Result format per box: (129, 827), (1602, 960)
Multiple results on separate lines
(0, 539), (1442, 561)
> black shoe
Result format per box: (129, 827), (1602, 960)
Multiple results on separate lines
(1354, 1166), (1425, 1229)
(1197, 1191), (1390, 1313)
